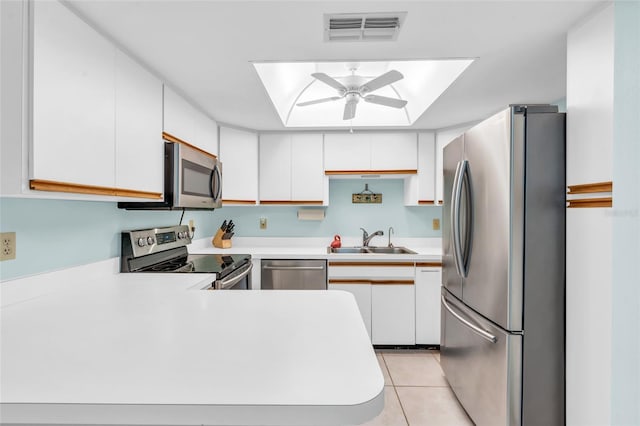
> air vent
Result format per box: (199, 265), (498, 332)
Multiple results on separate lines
(324, 12), (406, 42)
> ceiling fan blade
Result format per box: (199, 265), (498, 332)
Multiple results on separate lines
(311, 72), (347, 92)
(343, 100), (358, 120)
(296, 96), (342, 107)
(360, 70), (404, 93)
(363, 94), (408, 109)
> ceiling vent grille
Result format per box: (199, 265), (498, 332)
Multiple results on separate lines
(324, 12), (406, 42)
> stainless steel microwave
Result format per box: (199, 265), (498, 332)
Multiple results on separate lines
(118, 142), (222, 210)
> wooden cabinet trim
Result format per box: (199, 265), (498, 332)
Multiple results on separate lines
(567, 181), (613, 194)
(567, 197), (613, 208)
(329, 279), (372, 285)
(162, 132), (217, 159)
(325, 169), (418, 176)
(259, 200), (324, 205)
(418, 200), (436, 205)
(30, 179), (162, 199)
(371, 280), (415, 285)
(328, 261), (415, 267)
(416, 262), (442, 267)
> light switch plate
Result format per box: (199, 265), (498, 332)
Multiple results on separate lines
(259, 217), (267, 230)
(432, 218), (440, 231)
(1, 232), (16, 261)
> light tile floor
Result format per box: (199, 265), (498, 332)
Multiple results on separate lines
(362, 350), (473, 426)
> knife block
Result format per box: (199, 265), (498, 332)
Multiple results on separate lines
(212, 229), (232, 249)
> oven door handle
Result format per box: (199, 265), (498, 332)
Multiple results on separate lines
(216, 262), (253, 289)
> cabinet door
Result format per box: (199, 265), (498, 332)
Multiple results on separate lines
(291, 133), (324, 202)
(163, 85), (195, 143)
(259, 134), (292, 201)
(193, 111), (218, 156)
(370, 133), (417, 171)
(371, 284), (416, 345)
(415, 267), (442, 344)
(32, 0), (115, 187)
(219, 126), (258, 203)
(328, 284), (372, 339)
(324, 133), (370, 171)
(114, 50), (163, 194)
(417, 132), (436, 203)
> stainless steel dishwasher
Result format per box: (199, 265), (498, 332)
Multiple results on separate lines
(261, 259), (327, 290)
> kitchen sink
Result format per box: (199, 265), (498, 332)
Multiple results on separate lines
(327, 247), (371, 254)
(365, 247), (417, 254)
(327, 246), (416, 254)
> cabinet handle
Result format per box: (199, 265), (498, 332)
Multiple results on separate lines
(263, 266), (325, 271)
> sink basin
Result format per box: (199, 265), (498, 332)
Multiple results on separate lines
(327, 246), (417, 254)
(365, 247), (417, 254)
(327, 247), (370, 254)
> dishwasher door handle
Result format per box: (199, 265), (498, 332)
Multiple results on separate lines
(262, 265), (325, 271)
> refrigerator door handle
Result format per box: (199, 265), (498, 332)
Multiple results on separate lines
(451, 160), (467, 277)
(461, 161), (473, 276)
(441, 294), (497, 343)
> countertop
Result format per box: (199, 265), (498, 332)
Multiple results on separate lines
(189, 237), (442, 262)
(0, 264), (384, 425)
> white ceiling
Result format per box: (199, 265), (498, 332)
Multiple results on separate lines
(67, 0), (605, 131)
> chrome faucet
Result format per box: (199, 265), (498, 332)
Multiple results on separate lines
(388, 227), (394, 247)
(360, 227), (384, 247)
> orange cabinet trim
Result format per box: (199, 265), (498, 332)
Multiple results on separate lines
(567, 197), (613, 208)
(567, 181), (613, 194)
(259, 200), (324, 205)
(30, 179), (163, 199)
(162, 132), (217, 159)
(328, 261), (415, 267)
(418, 200), (436, 205)
(328, 279), (414, 285)
(416, 262), (442, 267)
(324, 169), (418, 176)
(329, 279), (372, 285)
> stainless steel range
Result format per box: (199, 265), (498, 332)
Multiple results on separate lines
(120, 225), (252, 290)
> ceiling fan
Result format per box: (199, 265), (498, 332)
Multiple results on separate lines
(296, 68), (408, 120)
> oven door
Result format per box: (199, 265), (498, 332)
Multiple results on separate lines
(213, 261), (253, 290)
(175, 143), (222, 209)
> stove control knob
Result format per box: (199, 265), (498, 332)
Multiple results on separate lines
(137, 237), (146, 247)
(177, 231), (185, 239)
(147, 237), (154, 245)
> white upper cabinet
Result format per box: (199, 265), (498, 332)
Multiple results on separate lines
(219, 126), (258, 203)
(291, 133), (325, 202)
(417, 132), (436, 203)
(259, 133), (325, 203)
(370, 133), (417, 170)
(114, 50), (163, 194)
(324, 133), (370, 171)
(32, 0), (116, 188)
(324, 132), (417, 173)
(163, 86), (218, 156)
(259, 134), (292, 201)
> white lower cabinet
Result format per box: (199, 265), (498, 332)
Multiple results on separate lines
(328, 283), (372, 339)
(371, 284), (415, 345)
(415, 266), (442, 345)
(328, 262), (416, 345)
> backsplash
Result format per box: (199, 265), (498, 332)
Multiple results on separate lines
(0, 179), (441, 280)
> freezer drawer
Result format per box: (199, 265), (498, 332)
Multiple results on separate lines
(440, 289), (522, 426)
(261, 259), (327, 290)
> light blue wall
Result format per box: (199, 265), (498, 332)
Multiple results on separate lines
(611, 1), (640, 424)
(0, 179), (441, 280)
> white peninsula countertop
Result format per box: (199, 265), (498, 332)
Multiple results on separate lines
(0, 270), (384, 425)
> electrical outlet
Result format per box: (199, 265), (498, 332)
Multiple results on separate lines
(1, 232), (16, 261)
(259, 217), (267, 230)
(432, 218), (440, 231)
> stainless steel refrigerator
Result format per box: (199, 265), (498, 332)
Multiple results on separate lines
(441, 105), (565, 426)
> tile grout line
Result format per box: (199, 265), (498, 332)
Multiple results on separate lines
(381, 353), (410, 426)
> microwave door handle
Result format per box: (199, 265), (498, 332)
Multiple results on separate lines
(210, 164), (222, 201)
